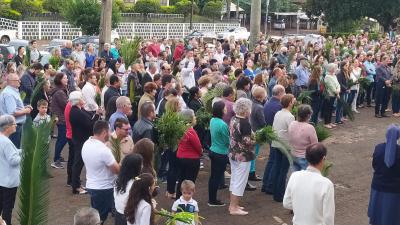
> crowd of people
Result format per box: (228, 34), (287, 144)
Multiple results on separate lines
(0, 30), (400, 225)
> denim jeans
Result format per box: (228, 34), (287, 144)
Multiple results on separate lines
(262, 146), (277, 193)
(208, 151), (228, 202)
(9, 124), (22, 149)
(335, 93), (348, 123)
(54, 123), (67, 162)
(250, 144), (260, 172)
(271, 149), (290, 202)
(392, 89), (400, 113)
(293, 157), (308, 172)
(87, 188), (114, 222)
(347, 90), (357, 106)
(166, 149), (178, 194)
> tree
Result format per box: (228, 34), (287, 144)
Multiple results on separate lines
(42, 0), (63, 13)
(62, 0), (120, 35)
(249, 0), (261, 50)
(0, 0), (21, 19)
(175, 0), (198, 20)
(10, 0), (43, 15)
(134, 0), (161, 16)
(202, 1), (223, 20)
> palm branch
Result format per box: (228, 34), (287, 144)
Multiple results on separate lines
(155, 111), (190, 151)
(109, 136), (122, 163)
(98, 75), (105, 90)
(23, 47), (31, 67)
(255, 126), (293, 165)
(18, 117), (53, 225)
(314, 124), (331, 142)
(95, 93), (101, 106)
(195, 107), (212, 130)
(30, 75), (46, 105)
(156, 208), (204, 225)
(201, 87), (224, 113)
(337, 97), (354, 121)
(129, 79), (135, 103)
(297, 90), (314, 104)
(120, 37), (142, 70)
(48, 56), (61, 71)
(321, 160), (333, 177)
(358, 77), (371, 95)
(20, 91), (26, 102)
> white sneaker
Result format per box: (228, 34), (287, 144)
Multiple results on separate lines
(224, 171), (231, 178)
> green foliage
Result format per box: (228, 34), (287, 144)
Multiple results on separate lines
(134, 0), (161, 15)
(155, 111), (190, 151)
(358, 77), (371, 96)
(255, 126), (293, 165)
(160, 5), (176, 14)
(195, 107), (212, 130)
(157, 208), (203, 225)
(321, 160), (333, 177)
(95, 92), (101, 106)
(42, 0), (62, 13)
(23, 45), (31, 67)
(109, 136), (122, 163)
(202, 1), (222, 19)
(120, 37), (142, 70)
(98, 75), (105, 90)
(114, 0), (126, 12)
(315, 124), (331, 142)
(201, 87), (224, 113)
(175, 0), (198, 17)
(0, 0), (22, 19)
(297, 90), (314, 105)
(30, 75), (45, 105)
(48, 56), (61, 71)
(62, 0), (121, 35)
(18, 118), (52, 225)
(338, 97), (354, 121)
(10, 0), (43, 15)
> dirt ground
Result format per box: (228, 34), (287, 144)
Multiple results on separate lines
(11, 105), (393, 225)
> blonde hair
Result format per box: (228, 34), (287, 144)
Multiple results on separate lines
(181, 180), (195, 192)
(252, 86), (266, 100)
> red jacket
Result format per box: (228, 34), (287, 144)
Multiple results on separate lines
(177, 127), (202, 159)
(64, 102), (72, 139)
(173, 44), (185, 61)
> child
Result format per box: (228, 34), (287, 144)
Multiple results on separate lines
(125, 173), (156, 225)
(33, 99), (51, 127)
(172, 180), (199, 225)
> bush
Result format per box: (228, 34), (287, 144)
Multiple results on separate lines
(0, 0), (22, 19)
(175, 0), (198, 17)
(160, 5), (176, 14)
(10, 0), (43, 15)
(202, 1), (222, 19)
(42, 0), (63, 13)
(134, 0), (161, 15)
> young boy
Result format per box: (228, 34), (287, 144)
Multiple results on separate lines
(172, 180), (199, 225)
(33, 99), (51, 127)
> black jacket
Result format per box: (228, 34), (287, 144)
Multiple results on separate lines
(141, 72), (153, 87)
(336, 71), (349, 94)
(188, 98), (202, 113)
(70, 106), (100, 146)
(132, 118), (155, 143)
(104, 86), (121, 109)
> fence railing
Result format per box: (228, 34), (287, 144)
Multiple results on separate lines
(120, 13), (184, 19)
(0, 17), (239, 40)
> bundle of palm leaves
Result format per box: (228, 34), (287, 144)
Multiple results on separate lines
(155, 110), (190, 151)
(157, 208), (203, 225)
(18, 117), (53, 225)
(321, 160), (333, 177)
(195, 107), (212, 130)
(255, 126), (293, 165)
(98, 75), (105, 90)
(297, 90), (314, 105)
(358, 77), (371, 95)
(95, 93), (101, 106)
(201, 86), (224, 113)
(109, 136), (122, 163)
(337, 97), (354, 121)
(120, 37), (142, 70)
(324, 41), (334, 63)
(48, 56), (61, 71)
(315, 124), (331, 142)
(23, 46), (31, 67)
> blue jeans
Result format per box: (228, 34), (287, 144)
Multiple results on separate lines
(271, 149), (290, 202)
(335, 93), (348, 123)
(310, 96), (322, 125)
(9, 124), (22, 149)
(262, 146), (277, 193)
(392, 89), (400, 113)
(293, 157), (308, 172)
(250, 144), (260, 172)
(54, 123), (67, 162)
(87, 188), (114, 222)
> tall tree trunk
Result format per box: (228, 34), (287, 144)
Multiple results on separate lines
(99, 0), (112, 55)
(226, 0), (231, 21)
(249, 0), (261, 50)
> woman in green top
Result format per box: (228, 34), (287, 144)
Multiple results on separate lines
(323, 63), (340, 129)
(208, 101), (230, 207)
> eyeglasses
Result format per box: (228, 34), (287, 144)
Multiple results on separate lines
(8, 79), (20, 82)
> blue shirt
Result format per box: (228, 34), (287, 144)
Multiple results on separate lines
(244, 68), (255, 80)
(0, 134), (22, 188)
(268, 77), (277, 98)
(0, 86), (26, 124)
(295, 65), (310, 87)
(109, 111), (129, 134)
(263, 97), (282, 126)
(364, 61), (376, 81)
(85, 52), (96, 68)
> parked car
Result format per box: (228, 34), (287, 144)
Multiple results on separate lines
(8, 39), (29, 51)
(0, 44), (16, 65)
(0, 30), (17, 44)
(217, 27), (250, 41)
(185, 30), (217, 43)
(273, 20), (286, 30)
(303, 34), (325, 47)
(281, 34), (305, 45)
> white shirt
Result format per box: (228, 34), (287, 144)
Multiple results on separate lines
(283, 166), (335, 225)
(180, 58), (196, 89)
(101, 86), (109, 109)
(127, 199), (152, 225)
(82, 82), (98, 111)
(272, 109), (295, 148)
(82, 137), (116, 189)
(213, 52), (225, 64)
(114, 179), (134, 214)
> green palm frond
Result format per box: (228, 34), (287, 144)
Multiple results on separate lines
(18, 117), (53, 225)
(48, 56), (61, 71)
(321, 160), (333, 177)
(157, 208), (204, 225)
(120, 37), (142, 70)
(98, 75), (105, 90)
(23, 47), (31, 67)
(195, 107), (212, 130)
(109, 136), (122, 163)
(297, 90), (314, 104)
(315, 124), (331, 142)
(338, 97), (354, 121)
(30, 75), (46, 105)
(358, 77), (371, 95)
(95, 93), (101, 106)
(255, 126), (293, 165)
(155, 111), (190, 151)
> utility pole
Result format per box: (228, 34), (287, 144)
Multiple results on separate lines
(249, 0), (261, 50)
(99, 0), (112, 56)
(190, 0), (194, 31)
(264, 0), (270, 36)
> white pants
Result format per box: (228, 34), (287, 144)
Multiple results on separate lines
(229, 158), (251, 197)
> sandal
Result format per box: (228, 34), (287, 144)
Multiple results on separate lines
(230, 209), (248, 216)
(324, 124), (333, 129)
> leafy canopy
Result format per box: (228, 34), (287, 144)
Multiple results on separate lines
(202, 1), (222, 19)
(175, 0), (198, 17)
(134, 0), (161, 15)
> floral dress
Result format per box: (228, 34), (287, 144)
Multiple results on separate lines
(229, 116), (255, 162)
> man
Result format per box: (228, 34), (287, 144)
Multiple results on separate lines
(261, 85), (285, 194)
(20, 63), (43, 105)
(126, 60), (143, 100)
(295, 57), (311, 89)
(106, 118), (134, 163)
(160, 63), (172, 76)
(61, 40), (73, 58)
(29, 40), (41, 64)
(268, 68), (284, 98)
(363, 52), (376, 107)
(142, 62), (157, 87)
(81, 72), (98, 113)
(219, 56), (231, 74)
(73, 207), (101, 225)
(71, 43), (86, 69)
(375, 55), (392, 118)
(82, 120), (120, 223)
(155, 74), (175, 107)
(283, 143), (335, 225)
(0, 73), (32, 148)
(277, 47), (288, 65)
(62, 59), (77, 91)
(109, 96), (132, 132)
(180, 49), (196, 90)
(104, 75), (121, 110)
(132, 101), (156, 143)
(100, 43), (114, 67)
(213, 46), (225, 64)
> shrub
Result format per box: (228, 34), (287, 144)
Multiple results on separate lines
(160, 5), (176, 14)
(202, 1), (222, 19)
(175, 0), (198, 18)
(134, 0), (161, 15)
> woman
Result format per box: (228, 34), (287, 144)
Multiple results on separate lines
(175, 109), (202, 199)
(336, 61), (350, 124)
(133, 138), (157, 177)
(308, 65), (323, 125)
(368, 124), (400, 225)
(323, 63), (340, 129)
(235, 76), (251, 99)
(187, 86), (203, 113)
(125, 173), (156, 225)
(13, 46), (25, 67)
(208, 101), (229, 206)
(198, 76), (212, 96)
(137, 82), (157, 120)
(0, 115), (21, 225)
(252, 73), (267, 93)
(31, 79), (51, 119)
(288, 104), (318, 171)
(50, 73), (69, 169)
(228, 98), (255, 216)
(85, 43), (96, 69)
(349, 60), (361, 113)
(114, 154), (143, 225)
(392, 61), (400, 117)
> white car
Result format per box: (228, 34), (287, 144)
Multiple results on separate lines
(281, 34), (305, 45)
(303, 34), (325, 47)
(0, 30), (17, 44)
(217, 27), (250, 41)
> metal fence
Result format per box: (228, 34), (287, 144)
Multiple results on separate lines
(120, 13), (184, 19)
(0, 17), (239, 40)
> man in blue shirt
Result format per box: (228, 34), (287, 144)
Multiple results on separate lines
(262, 84), (285, 194)
(375, 55), (392, 118)
(0, 73), (32, 148)
(109, 96), (132, 134)
(363, 52), (376, 107)
(243, 59), (255, 80)
(295, 57), (310, 89)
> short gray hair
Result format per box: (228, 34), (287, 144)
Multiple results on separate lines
(116, 96), (130, 109)
(73, 207), (100, 225)
(180, 109), (195, 124)
(233, 98), (252, 116)
(272, 84), (285, 97)
(148, 62), (157, 70)
(326, 63), (338, 74)
(0, 115), (15, 132)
